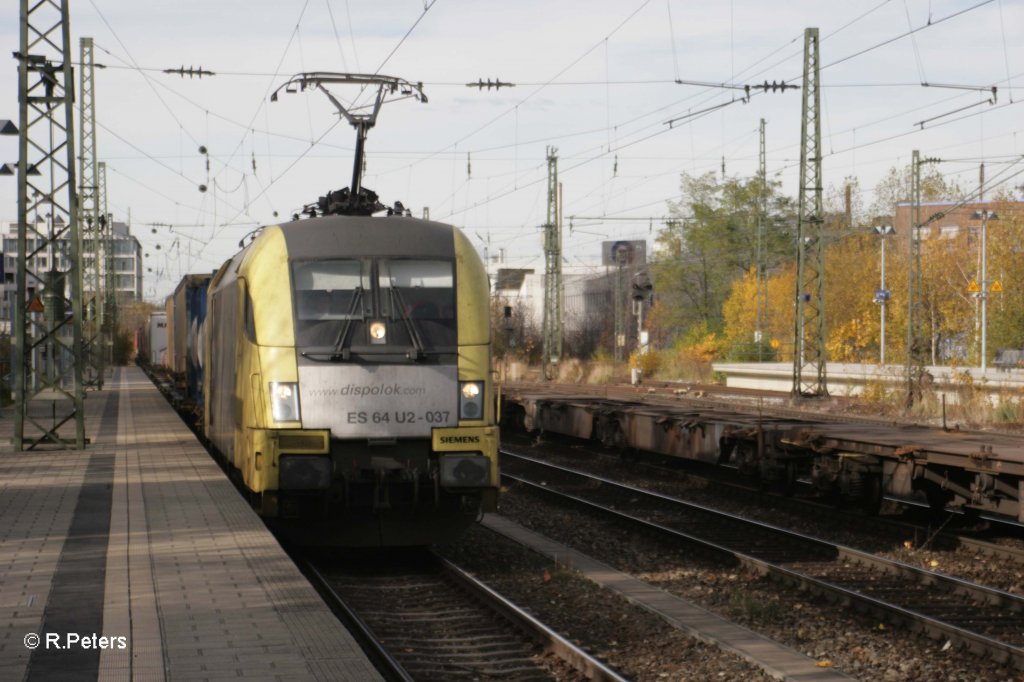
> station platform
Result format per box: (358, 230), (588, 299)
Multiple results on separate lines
(0, 366), (382, 681)
(712, 360), (1024, 403)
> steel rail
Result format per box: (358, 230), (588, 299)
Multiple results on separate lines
(434, 554), (630, 682)
(307, 550), (628, 681)
(501, 451), (1024, 668)
(304, 560), (415, 682)
(507, 435), (1024, 563)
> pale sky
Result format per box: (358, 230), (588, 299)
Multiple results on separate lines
(1, 0), (1022, 302)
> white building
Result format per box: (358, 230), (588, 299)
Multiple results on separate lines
(0, 219), (142, 333)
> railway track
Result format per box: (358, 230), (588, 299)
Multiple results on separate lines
(951, 525), (1024, 564)
(304, 549), (626, 681)
(508, 430), (1024, 566)
(501, 450), (1024, 669)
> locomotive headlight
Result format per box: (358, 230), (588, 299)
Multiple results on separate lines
(269, 381), (300, 422)
(369, 320), (387, 344)
(459, 381), (484, 419)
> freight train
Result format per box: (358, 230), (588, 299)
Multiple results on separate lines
(502, 387), (1024, 523)
(156, 210), (499, 546)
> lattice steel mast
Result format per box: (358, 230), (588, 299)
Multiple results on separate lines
(792, 28), (828, 397)
(78, 36), (105, 388)
(98, 161), (115, 367)
(541, 147), (562, 379)
(906, 150), (927, 407)
(755, 118), (768, 360)
(14, 0), (86, 448)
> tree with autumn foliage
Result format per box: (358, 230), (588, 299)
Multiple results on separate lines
(649, 171), (796, 349)
(984, 200), (1024, 356)
(717, 163), (1003, 367)
(576, 160), (1024, 379)
(721, 266), (793, 361)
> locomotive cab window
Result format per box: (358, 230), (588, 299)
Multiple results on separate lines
(292, 259), (367, 348)
(379, 259), (456, 349)
(291, 257), (455, 353)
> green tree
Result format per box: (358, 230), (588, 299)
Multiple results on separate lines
(869, 164), (964, 221)
(650, 171), (796, 346)
(824, 176), (867, 232)
(985, 192), (1024, 358)
(987, 211), (1024, 355)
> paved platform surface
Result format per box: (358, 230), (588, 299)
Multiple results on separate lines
(484, 514), (854, 682)
(0, 366), (382, 681)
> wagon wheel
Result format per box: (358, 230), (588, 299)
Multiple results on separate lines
(923, 483), (952, 524)
(779, 460), (797, 497)
(600, 418), (624, 450)
(860, 473), (883, 515)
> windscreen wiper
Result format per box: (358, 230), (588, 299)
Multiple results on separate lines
(330, 286), (364, 359)
(388, 283), (426, 361)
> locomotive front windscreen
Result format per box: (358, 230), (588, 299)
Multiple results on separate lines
(292, 258), (456, 352)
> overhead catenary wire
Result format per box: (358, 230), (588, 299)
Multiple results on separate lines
(402, 0), (656, 175)
(324, 0), (350, 73)
(467, 49), (1023, 230)
(98, 3), (430, 295)
(819, 0), (996, 73)
(87, 9), (203, 149)
(85, 0), (318, 276)
(997, 0), (1016, 103)
(64, 0), (1021, 302)
(433, 0), (1005, 224)
(79, 0), (999, 228)
(189, 1), (443, 271)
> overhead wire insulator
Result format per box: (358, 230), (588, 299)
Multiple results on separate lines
(466, 78), (514, 91)
(163, 66), (216, 78)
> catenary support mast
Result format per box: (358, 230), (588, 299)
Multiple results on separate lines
(15, 0), (86, 448)
(78, 36), (105, 389)
(791, 28), (828, 397)
(755, 118), (768, 360)
(541, 148), (563, 379)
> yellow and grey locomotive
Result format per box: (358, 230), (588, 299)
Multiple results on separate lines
(203, 212), (498, 546)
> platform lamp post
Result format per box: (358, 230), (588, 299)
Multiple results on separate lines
(972, 210), (997, 373)
(873, 225), (894, 365)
